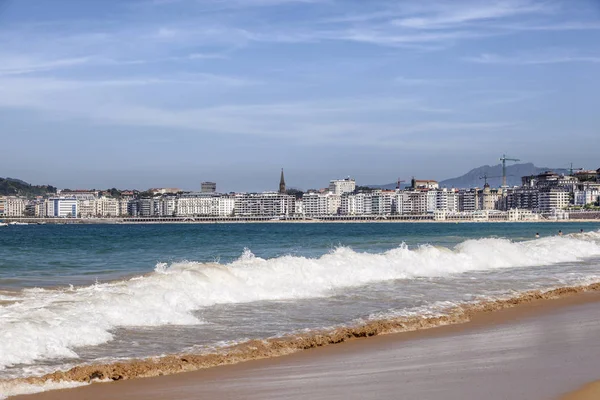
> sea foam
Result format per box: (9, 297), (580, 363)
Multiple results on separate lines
(1, 232), (600, 372)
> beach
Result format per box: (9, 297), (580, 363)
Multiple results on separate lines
(10, 287), (600, 400)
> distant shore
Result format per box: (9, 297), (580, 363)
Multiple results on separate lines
(2, 216), (600, 225)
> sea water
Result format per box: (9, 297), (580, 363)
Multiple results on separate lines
(1, 222), (600, 390)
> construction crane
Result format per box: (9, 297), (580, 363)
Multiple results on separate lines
(500, 154), (520, 187)
(396, 179), (406, 190)
(568, 162), (583, 176)
(479, 174), (502, 187)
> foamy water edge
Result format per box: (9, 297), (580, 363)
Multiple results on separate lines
(4, 282), (600, 399)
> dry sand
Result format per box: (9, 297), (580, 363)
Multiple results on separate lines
(11, 286), (600, 400)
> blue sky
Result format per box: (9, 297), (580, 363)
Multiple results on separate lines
(0, 0), (599, 191)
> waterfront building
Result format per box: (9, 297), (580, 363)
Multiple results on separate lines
(302, 192), (331, 216)
(201, 182), (216, 193)
(574, 189), (600, 206)
(78, 198), (97, 217)
(235, 192), (294, 217)
(506, 188), (539, 211)
(329, 178), (356, 195)
(294, 200), (304, 215)
(138, 198), (156, 217)
(395, 191), (428, 215)
(538, 188), (570, 212)
(46, 198), (78, 218)
(118, 197), (132, 216)
(0, 197), (26, 217)
(435, 189), (460, 213)
(477, 185), (503, 211)
(458, 189), (477, 212)
(176, 194), (217, 216)
(371, 190), (395, 215)
(127, 199), (139, 217)
(158, 196), (176, 217)
(217, 196), (235, 216)
(97, 197), (120, 217)
(34, 201), (45, 217)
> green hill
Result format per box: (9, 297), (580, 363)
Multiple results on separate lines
(0, 177), (57, 197)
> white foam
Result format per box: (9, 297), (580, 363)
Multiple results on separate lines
(0, 380), (88, 400)
(1, 233), (600, 372)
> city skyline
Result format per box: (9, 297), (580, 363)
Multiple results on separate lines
(1, 0), (599, 191)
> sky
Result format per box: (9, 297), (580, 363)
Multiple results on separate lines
(0, 0), (599, 192)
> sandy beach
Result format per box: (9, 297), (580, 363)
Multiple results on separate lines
(11, 288), (600, 400)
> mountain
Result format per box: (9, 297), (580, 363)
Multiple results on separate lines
(438, 163), (568, 189)
(0, 177), (57, 197)
(369, 163), (569, 190)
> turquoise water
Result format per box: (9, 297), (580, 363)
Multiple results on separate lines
(1, 222), (598, 289)
(1, 222), (600, 388)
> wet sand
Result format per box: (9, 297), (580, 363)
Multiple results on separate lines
(562, 381), (600, 400)
(13, 289), (600, 400)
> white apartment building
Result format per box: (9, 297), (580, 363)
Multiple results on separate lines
(371, 191), (395, 215)
(294, 200), (304, 215)
(538, 188), (570, 212)
(302, 192), (331, 216)
(34, 201), (45, 217)
(0, 197), (26, 217)
(435, 189), (460, 213)
(574, 189), (600, 206)
(234, 193), (294, 217)
(158, 197), (176, 217)
(398, 191), (428, 214)
(119, 197), (132, 216)
(96, 197), (120, 217)
(46, 198), (78, 217)
(78, 198), (97, 217)
(137, 198), (156, 217)
(177, 195), (219, 216)
(217, 196), (235, 216)
(329, 178), (356, 195)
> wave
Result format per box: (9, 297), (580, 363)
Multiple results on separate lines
(5, 282), (600, 399)
(1, 233), (600, 372)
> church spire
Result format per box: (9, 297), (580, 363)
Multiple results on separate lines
(279, 168), (286, 194)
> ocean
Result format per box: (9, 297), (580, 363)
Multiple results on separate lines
(1, 222), (600, 396)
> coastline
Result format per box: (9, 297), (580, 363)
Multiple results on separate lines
(2, 217), (600, 224)
(9, 282), (600, 400)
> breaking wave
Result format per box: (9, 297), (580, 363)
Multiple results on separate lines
(1, 232), (600, 372)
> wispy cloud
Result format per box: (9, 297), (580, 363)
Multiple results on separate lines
(0, 55), (91, 76)
(392, 1), (553, 29)
(394, 76), (457, 86)
(466, 51), (600, 65)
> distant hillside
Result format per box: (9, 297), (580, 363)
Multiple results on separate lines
(439, 163), (568, 189)
(0, 177), (57, 197)
(369, 163), (569, 190)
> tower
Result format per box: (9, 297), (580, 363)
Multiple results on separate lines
(279, 168), (286, 194)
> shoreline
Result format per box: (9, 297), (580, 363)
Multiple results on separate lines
(2, 218), (600, 225)
(8, 282), (600, 399)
